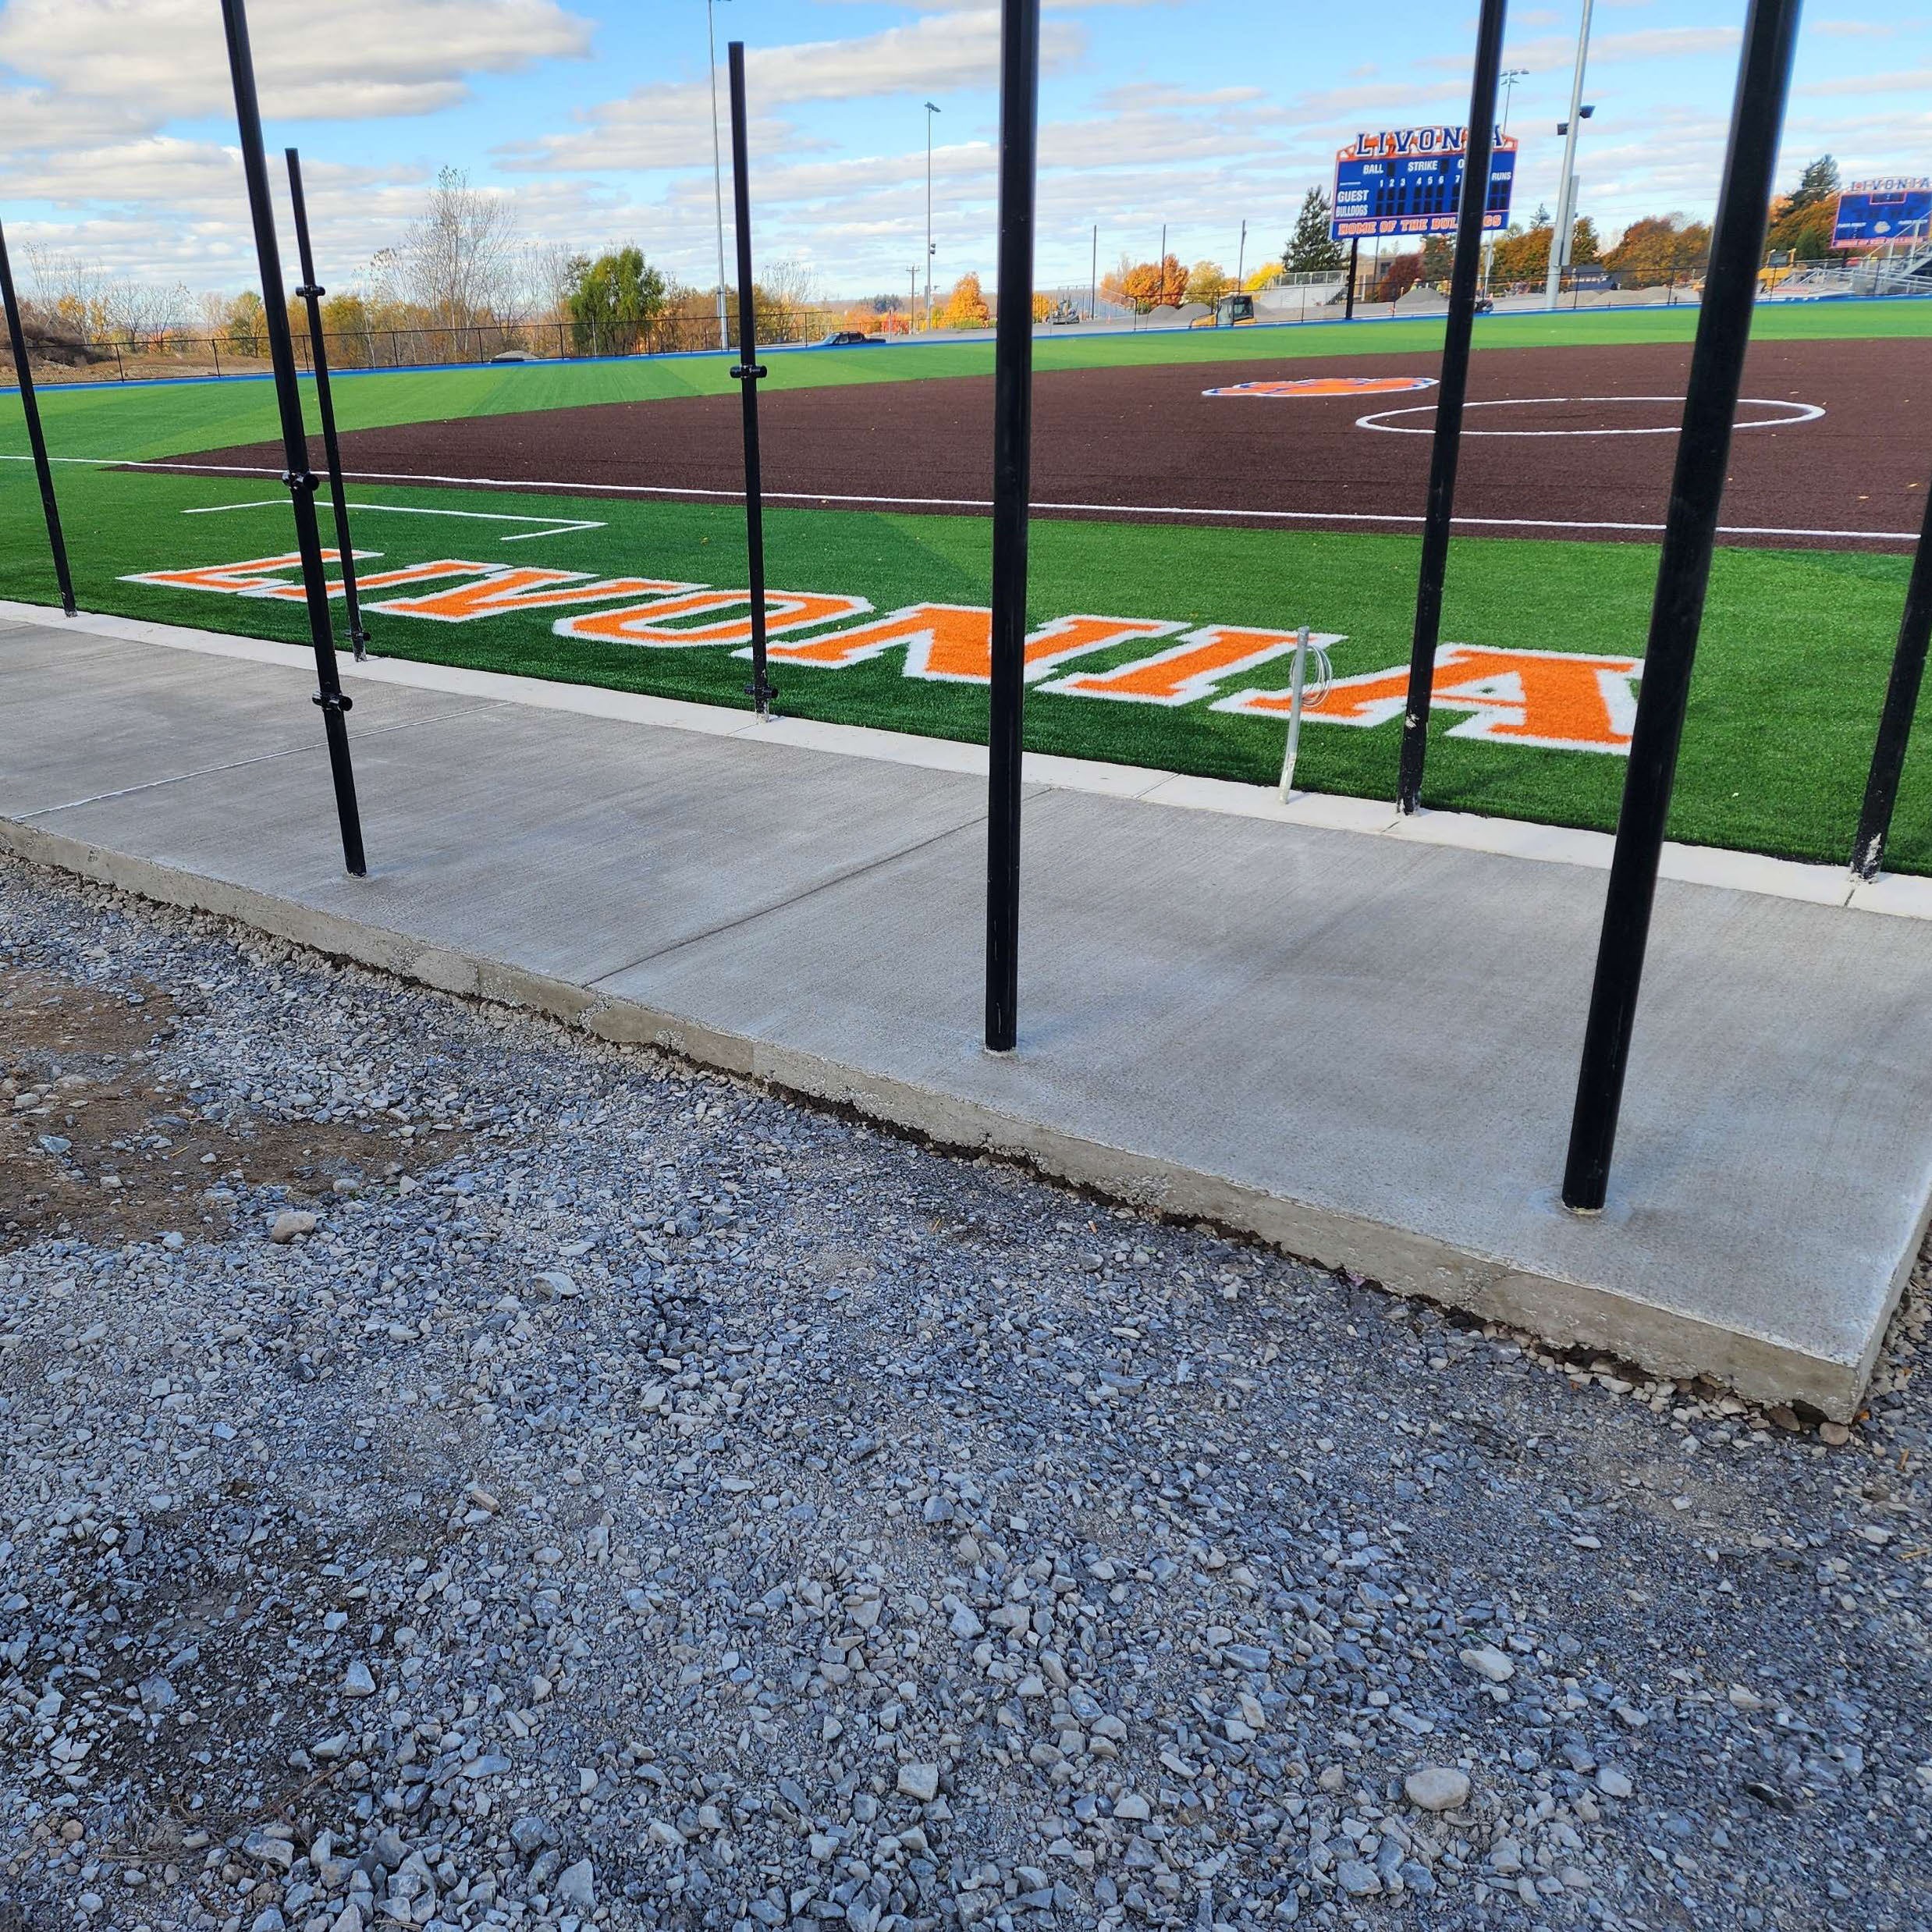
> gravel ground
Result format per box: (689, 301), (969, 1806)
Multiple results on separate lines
(1, 850), (1928, 1932)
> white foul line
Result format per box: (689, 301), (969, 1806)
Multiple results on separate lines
(6, 451), (1918, 544)
(179, 496), (606, 542)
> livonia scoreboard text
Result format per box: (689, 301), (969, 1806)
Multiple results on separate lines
(1330, 126), (1519, 242)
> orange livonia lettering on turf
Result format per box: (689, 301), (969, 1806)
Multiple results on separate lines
(123, 551), (320, 595)
(1043, 625), (1334, 706)
(1216, 645), (1642, 753)
(910, 612), (1181, 684)
(371, 570), (694, 623)
(251, 559), (501, 602)
(1429, 648), (1641, 751)
(556, 589), (868, 648)
(764, 603), (984, 669)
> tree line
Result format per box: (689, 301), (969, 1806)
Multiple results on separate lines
(7, 151), (1873, 370)
(1089, 154), (1857, 311)
(13, 168), (835, 365)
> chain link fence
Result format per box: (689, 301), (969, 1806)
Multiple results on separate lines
(1, 308), (842, 384)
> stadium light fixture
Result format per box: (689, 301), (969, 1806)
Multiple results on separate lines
(1547, 0), (1596, 308)
(925, 101), (942, 332)
(1500, 67), (1529, 131)
(708, 0), (732, 353)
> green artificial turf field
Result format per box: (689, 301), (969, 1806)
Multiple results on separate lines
(5, 298), (1930, 874)
(5, 297), (1930, 464)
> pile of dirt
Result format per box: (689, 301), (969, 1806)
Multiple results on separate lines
(0, 961), (454, 1251)
(0, 307), (115, 370)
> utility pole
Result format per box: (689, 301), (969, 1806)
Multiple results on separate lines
(1547, 0), (1594, 308)
(1090, 223), (1098, 316)
(708, 0), (731, 351)
(1236, 218), (1246, 289)
(925, 100), (941, 331)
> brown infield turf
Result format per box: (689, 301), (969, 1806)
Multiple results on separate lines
(171, 336), (1932, 549)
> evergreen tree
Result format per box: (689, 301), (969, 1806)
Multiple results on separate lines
(1284, 188), (1344, 274)
(1785, 155), (1840, 211)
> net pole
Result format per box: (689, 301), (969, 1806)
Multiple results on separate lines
(1394, 0), (1508, 815)
(219, 0), (367, 878)
(726, 43), (775, 721)
(984, 0), (1042, 1055)
(1849, 471), (1932, 880)
(1561, 0), (1802, 1213)
(1278, 627), (1312, 801)
(286, 148), (368, 662)
(0, 211), (77, 616)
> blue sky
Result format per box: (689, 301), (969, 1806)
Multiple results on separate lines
(0, 0), (1927, 304)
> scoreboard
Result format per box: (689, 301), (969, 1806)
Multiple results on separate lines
(1832, 178), (1932, 249)
(1330, 126), (1518, 241)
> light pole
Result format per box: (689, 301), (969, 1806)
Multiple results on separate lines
(925, 100), (941, 330)
(1090, 222), (1098, 316)
(1499, 67), (1528, 131)
(708, 0), (731, 351)
(1546, 0), (1595, 308)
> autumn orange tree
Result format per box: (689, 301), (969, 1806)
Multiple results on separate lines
(1100, 252), (1188, 314)
(1373, 253), (1424, 302)
(942, 272), (992, 329)
(1184, 259), (1232, 305)
(1487, 216), (1599, 286)
(1603, 215), (1711, 286)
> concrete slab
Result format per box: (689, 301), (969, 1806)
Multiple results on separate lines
(5, 614), (1930, 1419)
(0, 627), (498, 819)
(18, 701), (995, 990)
(591, 788), (1932, 1414)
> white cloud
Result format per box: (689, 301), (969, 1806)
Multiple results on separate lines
(0, 0), (592, 128)
(503, 9), (1081, 174)
(1801, 66), (1932, 95)
(1443, 23), (1742, 75)
(1098, 82), (1270, 112)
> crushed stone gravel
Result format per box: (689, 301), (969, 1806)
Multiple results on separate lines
(1, 851), (1928, 1932)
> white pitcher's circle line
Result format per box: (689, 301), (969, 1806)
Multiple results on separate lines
(1354, 395), (1827, 437)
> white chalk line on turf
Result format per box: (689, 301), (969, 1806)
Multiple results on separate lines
(178, 496), (606, 542)
(8, 453), (1919, 545)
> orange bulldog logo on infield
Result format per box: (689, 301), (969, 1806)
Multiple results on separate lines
(123, 550), (1642, 755)
(1202, 375), (1438, 399)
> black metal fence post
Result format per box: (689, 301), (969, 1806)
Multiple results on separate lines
(726, 43), (776, 720)
(0, 211), (76, 617)
(286, 147), (368, 662)
(1561, 0), (1803, 1212)
(1394, 0), (1508, 815)
(984, 0), (1041, 1054)
(1849, 476), (1932, 879)
(219, 0), (367, 878)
